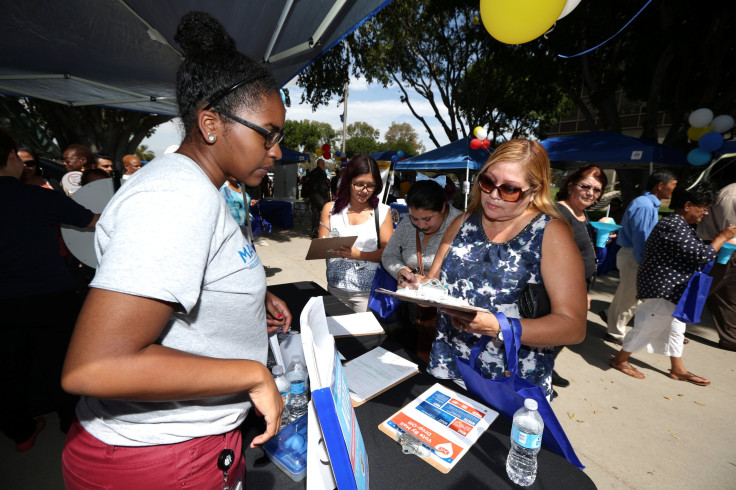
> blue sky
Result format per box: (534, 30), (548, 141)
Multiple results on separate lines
(142, 77), (452, 158)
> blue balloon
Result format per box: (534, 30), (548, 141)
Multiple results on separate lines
(335, 150), (341, 157)
(396, 150), (405, 158)
(391, 155), (399, 163)
(698, 131), (724, 152)
(687, 148), (711, 166)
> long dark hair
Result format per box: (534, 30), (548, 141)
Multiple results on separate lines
(174, 12), (278, 138)
(556, 164), (608, 202)
(332, 154), (382, 214)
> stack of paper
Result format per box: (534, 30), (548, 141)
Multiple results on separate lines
(343, 347), (418, 406)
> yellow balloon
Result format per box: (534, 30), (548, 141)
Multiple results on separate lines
(315, 148), (323, 157)
(687, 125), (710, 142)
(472, 16), (479, 25)
(473, 126), (484, 137)
(480, 0), (567, 45)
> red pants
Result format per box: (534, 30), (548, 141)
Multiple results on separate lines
(62, 419), (245, 489)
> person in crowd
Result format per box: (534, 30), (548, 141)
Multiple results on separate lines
(220, 176), (259, 236)
(330, 168), (341, 198)
(121, 154), (142, 180)
(318, 154), (393, 312)
(698, 182), (736, 351)
(382, 179), (462, 358)
(308, 157), (330, 237)
(61, 144), (95, 195)
(604, 170), (677, 345)
(608, 197), (625, 224)
(0, 128), (98, 452)
(95, 153), (114, 176)
(552, 164), (608, 392)
(61, 12), (291, 488)
(20, 155), (54, 189)
(80, 168), (110, 186)
(609, 183), (736, 385)
(404, 139), (587, 398)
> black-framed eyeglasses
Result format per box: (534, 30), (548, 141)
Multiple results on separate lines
(352, 181), (376, 192)
(477, 174), (533, 202)
(574, 183), (602, 194)
(214, 110), (285, 149)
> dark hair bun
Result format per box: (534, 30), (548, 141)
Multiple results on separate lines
(175, 11), (236, 58)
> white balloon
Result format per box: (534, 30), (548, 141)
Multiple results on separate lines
(557, 0), (582, 20)
(688, 108), (714, 128)
(710, 115), (734, 134)
(475, 128), (488, 141)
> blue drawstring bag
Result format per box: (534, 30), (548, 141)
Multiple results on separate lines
(456, 312), (584, 470)
(673, 260), (714, 324)
(368, 266), (401, 322)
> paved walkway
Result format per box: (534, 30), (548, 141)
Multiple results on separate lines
(3, 218), (735, 489)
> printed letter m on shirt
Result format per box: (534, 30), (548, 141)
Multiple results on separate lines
(238, 245), (255, 263)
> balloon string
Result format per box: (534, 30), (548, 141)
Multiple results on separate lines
(557, 0), (653, 59)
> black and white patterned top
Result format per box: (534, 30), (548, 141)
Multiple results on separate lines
(637, 213), (717, 303)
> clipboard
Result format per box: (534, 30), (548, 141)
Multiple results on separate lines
(374, 288), (490, 314)
(342, 347), (418, 407)
(305, 236), (358, 260)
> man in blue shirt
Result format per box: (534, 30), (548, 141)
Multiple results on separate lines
(605, 170), (677, 343)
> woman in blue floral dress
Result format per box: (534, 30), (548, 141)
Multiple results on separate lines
(406, 139), (587, 398)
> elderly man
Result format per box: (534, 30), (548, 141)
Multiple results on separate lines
(121, 154), (142, 180)
(61, 144), (95, 195)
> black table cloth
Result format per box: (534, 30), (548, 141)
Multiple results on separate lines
(244, 282), (595, 489)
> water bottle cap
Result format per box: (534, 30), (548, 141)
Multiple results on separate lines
(524, 399), (538, 411)
(272, 365), (284, 375)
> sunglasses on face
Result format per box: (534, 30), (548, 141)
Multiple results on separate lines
(574, 183), (602, 194)
(477, 174), (533, 202)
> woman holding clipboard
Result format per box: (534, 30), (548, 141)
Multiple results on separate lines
(318, 155), (393, 312)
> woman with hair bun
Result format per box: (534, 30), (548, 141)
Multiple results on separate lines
(318, 154), (394, 312)
(61, 12), (291, 488)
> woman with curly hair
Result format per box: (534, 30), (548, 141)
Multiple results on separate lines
(61, 12), (291, 488)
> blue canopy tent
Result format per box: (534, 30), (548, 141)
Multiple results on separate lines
(278, 147), (309, 163)
(394, 136), (492, 208)
(540, 132), (688, 172)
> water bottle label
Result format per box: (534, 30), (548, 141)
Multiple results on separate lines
(512, 425), (542, 449)
(290, 381), (306, 395)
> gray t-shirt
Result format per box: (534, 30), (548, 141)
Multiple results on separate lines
(78, 153), (268, 446)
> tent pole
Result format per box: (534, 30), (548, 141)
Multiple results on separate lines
(464, 165), (469, 210)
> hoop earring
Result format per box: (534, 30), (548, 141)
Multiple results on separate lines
(207, 134), (216, 143)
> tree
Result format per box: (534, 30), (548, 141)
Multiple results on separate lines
(282, 119), (339, 154)
(0, 96), (171, 167)
(135, 144), (156, 162)
(347, 121), (380, 140)
(297, 0), (573, 147)
(384, 122), (426, 155)
(344, 136), (380, 158)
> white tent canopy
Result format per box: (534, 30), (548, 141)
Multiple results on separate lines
(0, 0), (392, 115)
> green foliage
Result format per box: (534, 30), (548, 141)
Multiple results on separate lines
(135, 144), (156, 162)
(384, 122), (425, 155)
(347, 121), (380, 140)
(345, 136), (380, 157)
(282, 119), (340, 153)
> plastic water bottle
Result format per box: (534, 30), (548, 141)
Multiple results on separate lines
(506, 398), (544, 486)
(271, 365), (291, 426)
(285, 355), (309, 420)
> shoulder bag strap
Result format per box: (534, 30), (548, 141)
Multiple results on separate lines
(374, 207), (380, 243)
(416, 229), (424, 276)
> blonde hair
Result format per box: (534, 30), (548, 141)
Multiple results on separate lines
(467, 139), (564, 223)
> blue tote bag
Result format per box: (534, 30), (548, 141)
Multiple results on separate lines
(455, 312), (584, 470)
(672, 260), (714, 324)
(368, 265), (401, 322)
